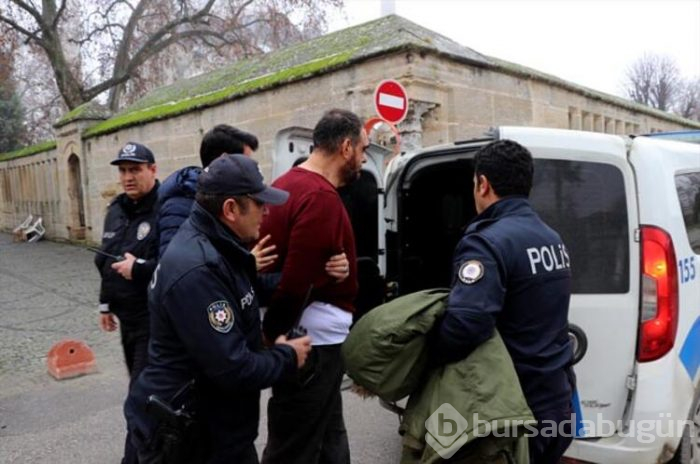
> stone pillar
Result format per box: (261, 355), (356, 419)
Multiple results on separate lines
(605, 117), (614, 134)
(594, 114), (603, 132)
(568, 107), (581, 130)
(582, 112), (592, 132)
(397, 99), (439, 153)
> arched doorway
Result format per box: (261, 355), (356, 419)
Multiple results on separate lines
(68, 154), (86, 239)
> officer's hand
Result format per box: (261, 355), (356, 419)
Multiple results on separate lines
(325, 252), (350, 282)
(252, 234), (278, 271)
(99, 312), (118, 332)
(111, 252), (136, 280)
(275, 335), (312, 368)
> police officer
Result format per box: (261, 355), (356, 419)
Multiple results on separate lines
(95, 141), (160, 464)
(431, 140), (575, 464)
(125, 154), (311, 464)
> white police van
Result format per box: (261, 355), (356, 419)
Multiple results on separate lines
(273, 126), (700, 464)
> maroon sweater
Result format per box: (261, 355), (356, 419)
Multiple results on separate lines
(260, 167), (358, 339)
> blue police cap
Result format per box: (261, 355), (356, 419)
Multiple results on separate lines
(197, 154), (288, 205)
(110, 142), (155, 165)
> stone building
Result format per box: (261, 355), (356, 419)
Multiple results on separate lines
(1, 14), (698, 243)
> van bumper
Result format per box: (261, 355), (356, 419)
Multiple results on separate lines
(565, 435), (678, 464)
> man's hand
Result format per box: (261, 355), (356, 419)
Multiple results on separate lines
(99, 312), (118, 332)
(111, 252), (136, 280)
(325, 252), (350, 282)
(351, 382), (376, 399)
(275, 334), (312, 368)
(252, 234), (278, 271)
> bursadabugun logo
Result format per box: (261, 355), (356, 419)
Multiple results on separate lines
(424, 403), (471, 459)
(425, 403), (538, 458)
(424, 403), (696, 458)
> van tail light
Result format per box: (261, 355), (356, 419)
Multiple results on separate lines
(637, 226), (678, 362)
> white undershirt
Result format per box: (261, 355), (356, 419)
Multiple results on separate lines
(297, 301), (352, 346)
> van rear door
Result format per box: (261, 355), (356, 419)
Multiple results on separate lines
(500, 127), (640, 437)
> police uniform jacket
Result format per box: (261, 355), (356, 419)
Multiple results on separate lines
(432, 196), (574, 416)
(95, 182), (160, 319)
(125, 202), (297, 462)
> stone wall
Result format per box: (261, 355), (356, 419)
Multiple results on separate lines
(0, 148), (61, 238)
(0, 50), (696, 244)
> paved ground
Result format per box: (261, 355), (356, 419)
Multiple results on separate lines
(0, 233), (403, 463)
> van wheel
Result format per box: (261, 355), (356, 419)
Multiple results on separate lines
(568, 323), (587, 365)
(673, 390), (700, 464)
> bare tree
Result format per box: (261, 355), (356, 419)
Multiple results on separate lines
(13, 44), (65, 142)
(0, 23), (27, 151)
(1, 0), (342, 112)
(623, 53), (681, 111)
(675, 77), (700, 121)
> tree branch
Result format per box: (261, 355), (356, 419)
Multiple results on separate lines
(52, 0), (67, 29)
(0, 14), (44, 46)
(10, 0), (45, 26)
(231, 0), (256, 23)
(69, 21), (125, 45)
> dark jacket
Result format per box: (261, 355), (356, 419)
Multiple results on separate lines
(125, 203), (296, 463)
(156, 166), (200, 257)
(95, 182), (160, 317)
(432, 197), (574, 416)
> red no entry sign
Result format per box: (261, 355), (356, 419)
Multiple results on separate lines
(374, 79), (408, 124)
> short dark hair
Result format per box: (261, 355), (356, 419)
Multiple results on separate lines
(474, 140), (534, 197)
(199, 125), (259, 167)
(312, 109), (362, 155)
(195, 192), (250, 217)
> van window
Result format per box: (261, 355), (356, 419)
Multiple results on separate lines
(675, 171), (700, 254)
(530, 160), (630, 294)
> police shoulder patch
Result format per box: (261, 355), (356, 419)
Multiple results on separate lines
(136, 221), (151, 240)
(458, 260), (485, 285)
(207, 300), (234, 333)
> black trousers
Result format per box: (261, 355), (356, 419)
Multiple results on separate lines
(262, 344), (350, 464)
(528, 407), (573, 464)
(119, 316), (150, 383)
(118, 314), (150, 464)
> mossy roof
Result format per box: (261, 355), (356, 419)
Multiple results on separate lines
(54, 101), (112, 128)
(82, 14), (494, 138)
(0, 140), (57, 163)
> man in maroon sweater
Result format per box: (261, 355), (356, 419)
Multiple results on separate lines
(260, 109), (368, 464)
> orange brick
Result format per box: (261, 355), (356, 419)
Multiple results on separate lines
(46, 339), (97, 380)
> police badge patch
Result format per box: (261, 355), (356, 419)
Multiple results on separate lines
(120, 143), (137, 156)
(458, 260), (485, 284)
(207, 300), (234, 333)
(136, 221), (151, 240)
